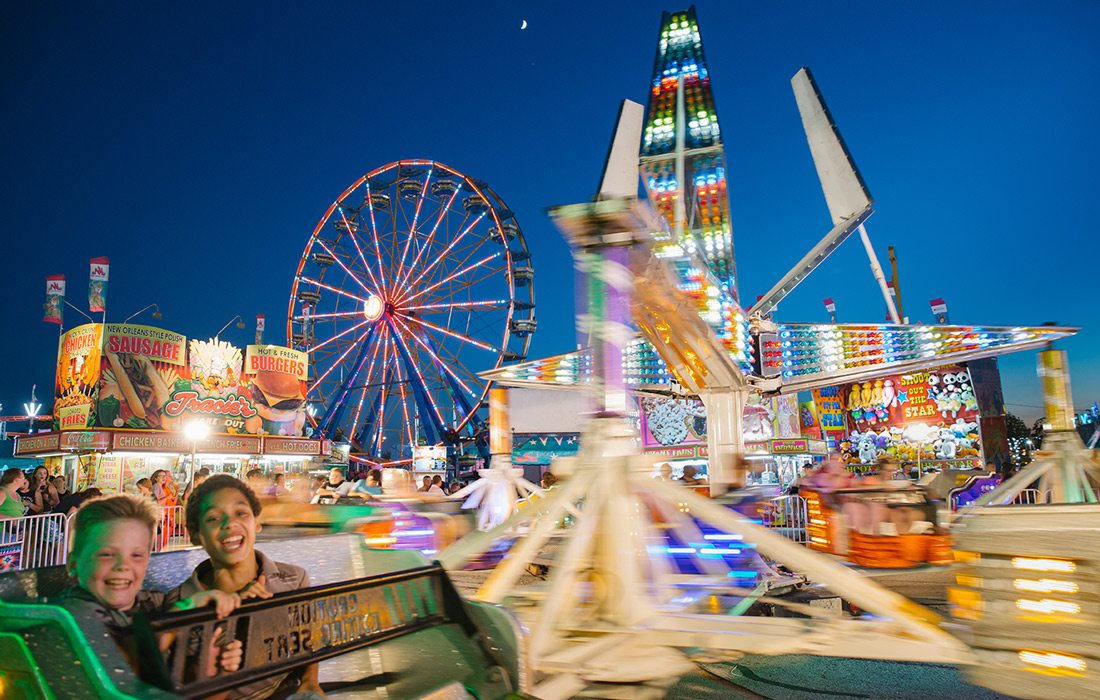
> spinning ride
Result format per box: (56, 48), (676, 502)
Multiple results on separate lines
(288, 160), (535, 462)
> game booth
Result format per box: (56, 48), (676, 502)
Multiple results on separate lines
(798, 362), (1009, 567)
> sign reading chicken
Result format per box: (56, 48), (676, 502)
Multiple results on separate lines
(55, 323), (104, 430)
(96, 324), (188, 431)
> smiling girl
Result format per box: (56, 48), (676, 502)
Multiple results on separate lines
(174, 475), (325, 699)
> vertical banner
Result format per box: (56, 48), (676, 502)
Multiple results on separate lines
(255, 314), (265, 345)
(44, 275), (65, 324)
(55, 323), (104, 430)
(89, 257), (109, 313)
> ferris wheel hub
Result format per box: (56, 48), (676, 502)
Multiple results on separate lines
(363, 295), (384, 321)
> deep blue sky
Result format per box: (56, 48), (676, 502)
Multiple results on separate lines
(2, 1), (1098, 424)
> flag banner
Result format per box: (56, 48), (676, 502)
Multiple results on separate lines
(89, 256), (109, 313)
(255, 314), (265, 344)
(44, 275), (65, 324)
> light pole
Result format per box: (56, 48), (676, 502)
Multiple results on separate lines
(183, 420), (210, 487)
(213, 315), (247, 340)
(124, 303), (163, 323)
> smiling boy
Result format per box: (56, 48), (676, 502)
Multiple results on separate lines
(174, 474), (325, 699)
(59, 494), (242, 677)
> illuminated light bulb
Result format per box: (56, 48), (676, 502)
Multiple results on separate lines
(1018, 651), (1087, 672)
(1016, 598), (1081, 615)
(1012, 557), (1076, 573)
(1013, 578), (1079, 594)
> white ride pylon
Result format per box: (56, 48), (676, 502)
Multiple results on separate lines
(451, 388), (544, 531)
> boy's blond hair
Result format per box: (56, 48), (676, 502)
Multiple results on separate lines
(70, 493), (160, 558)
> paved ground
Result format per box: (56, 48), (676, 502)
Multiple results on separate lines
(449, 562), (1015, 699)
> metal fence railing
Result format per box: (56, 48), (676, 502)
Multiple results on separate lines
(1, 512), (70, 572)
(1, 505), (193, 573)
(155, 505), (190, 552)
(760, 495), (809, 544)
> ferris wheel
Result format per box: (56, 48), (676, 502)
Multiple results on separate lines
(288, 160), (536, 464)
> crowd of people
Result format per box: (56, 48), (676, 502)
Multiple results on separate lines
(0, 465), (106, 522)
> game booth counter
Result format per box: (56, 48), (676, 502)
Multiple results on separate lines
(640, 394), (827, 491)
(34, 322), (332, 490)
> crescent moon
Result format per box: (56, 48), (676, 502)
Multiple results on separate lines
(521, 19), (528, 30)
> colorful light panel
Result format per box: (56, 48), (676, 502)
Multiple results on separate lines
(641, 7), (737, 301)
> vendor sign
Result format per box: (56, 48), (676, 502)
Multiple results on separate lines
(241, 344), (309, 436)
(97, 324), (188, 432)
(838, 364), (983, 467)
(55, 323), (103, 430)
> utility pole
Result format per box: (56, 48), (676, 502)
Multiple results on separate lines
(888, 246), (905, 322)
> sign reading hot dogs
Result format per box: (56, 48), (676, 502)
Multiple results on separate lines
(245, 345), (309, 380)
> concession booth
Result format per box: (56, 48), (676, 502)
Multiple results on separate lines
(25, 321), (329, 492)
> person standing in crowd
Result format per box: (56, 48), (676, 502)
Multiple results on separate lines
(52, 487), (103, 517)
(0, 468), (28, 520)
(52, 475), (70, 501)
(135, 478), (153, 499)
(20, 466), (60, 515)
(655, 464), (674, 481)
(150, 470), (175, 508)
(182, 467), (210, 503)
(541, 472), (558, 489)
(245, 468), (269, 495)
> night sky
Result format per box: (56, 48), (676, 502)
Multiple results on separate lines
(2, 1), (1098, 426)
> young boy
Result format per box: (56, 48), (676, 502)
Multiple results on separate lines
(60, 494), (242, 679)
(175, 475), (325, 699)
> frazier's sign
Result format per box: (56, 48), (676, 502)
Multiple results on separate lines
(164, 391), (258, 419)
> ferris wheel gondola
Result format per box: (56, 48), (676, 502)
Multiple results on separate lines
(288, 160), (535, 464)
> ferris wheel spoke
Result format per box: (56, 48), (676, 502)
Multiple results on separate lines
(388, 337), (418, 452)
(316, 324), (378, 438)
(398, 250), (505, 306)
(335, 209), (386, 296)
(308, 318), (371, 355)
(312, 233), (377, 298)
(298, 276), (370, 305)
(292, 310), (362, 322)
(393, 168), (434, 286)
(386, 318), (447, 442)
(396, 311), (502, 355)
(391, 315), (480, 403)
(398, 212), (486, 298)
(363, 184), (391, 297)
(395, 184), (464, 291)
(347, 324), (388, 440)
(308, 323), (375, 392)
(402, 299), (511, 313)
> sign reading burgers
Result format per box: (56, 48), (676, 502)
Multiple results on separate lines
(242, 345), (309, 436)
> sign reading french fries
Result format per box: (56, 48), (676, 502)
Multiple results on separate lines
(53, 323), (311, 438)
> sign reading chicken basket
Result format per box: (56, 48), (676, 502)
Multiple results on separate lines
(53, 323), (311, 438)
